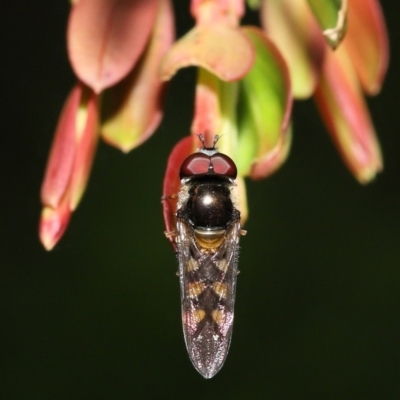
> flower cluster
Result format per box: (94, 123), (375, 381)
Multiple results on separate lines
(39, 0), (389, 250)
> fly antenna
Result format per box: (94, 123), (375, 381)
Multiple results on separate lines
(197, 133), (206, 148)
(213, 135), (219, 148)
(213, 134), (224, 149)
(197, 133), (222, 150)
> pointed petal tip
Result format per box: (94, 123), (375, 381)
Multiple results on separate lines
(39, 206), (71, 251)
(41, 238), (56, 252)
(100, 133), (136, 153)
(338, 130), (383, 185)
(354, 157), (383, 184)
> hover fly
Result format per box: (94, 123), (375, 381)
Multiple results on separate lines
(166, 135), (245, 378)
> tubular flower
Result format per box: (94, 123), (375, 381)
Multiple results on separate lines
(161, 0), (292, 240)
(261, 0), (389, 183)
(40, 83), (98, 250)
(39, 0), (174, 249)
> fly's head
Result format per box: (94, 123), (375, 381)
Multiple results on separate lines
(179, 134), (237, 181)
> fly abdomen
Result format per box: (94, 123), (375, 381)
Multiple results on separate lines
(182, 281), (234, 379)
(194, 229), (225, 249)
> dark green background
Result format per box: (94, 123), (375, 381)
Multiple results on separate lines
(1, 1), (400, 399)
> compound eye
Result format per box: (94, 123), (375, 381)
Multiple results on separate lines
(180, 153), (210, 179)
(210, 154), (237, 178)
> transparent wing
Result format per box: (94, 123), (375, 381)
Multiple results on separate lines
(176, 218), (241, 379)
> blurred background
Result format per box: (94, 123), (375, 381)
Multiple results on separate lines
(1, 1), (400, 399)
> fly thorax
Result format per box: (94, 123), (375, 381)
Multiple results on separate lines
(185, 178), (234, 230)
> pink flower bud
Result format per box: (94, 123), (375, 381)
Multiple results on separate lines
(39, 83), (98, 250)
